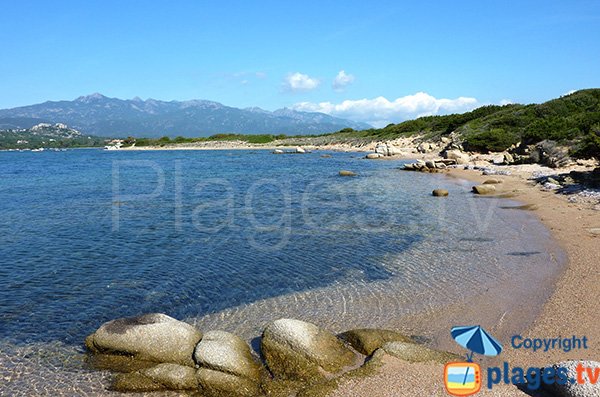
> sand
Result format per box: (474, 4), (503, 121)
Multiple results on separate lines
(331, 165), (600, 397)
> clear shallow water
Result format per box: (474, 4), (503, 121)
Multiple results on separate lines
(0, 149), (564, 395)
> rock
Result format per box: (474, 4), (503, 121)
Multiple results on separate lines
(472, 185), (497, 195)
(375, 143), (400, 156)
(85, 313), (202, 367)
(382, 341), (460, 364)
(546, 177), (561, 185)
(425, 160), (436, 169)
(441, 137), (451, 144)
(320, 154), (332, 158)
(112, 363), (197, 392)
(416, 159), (426, 167)
(193, 331), (261, 381)
(503, 152), (515, 164)
(261, 319), (356, 381)
(339, 170), (357, 177)
(272, 149), (284, 154)
(295, 147), (306, 154)
(443, 149), (470, 165)
(432, 189), (449, 197)
(435, 162), (447, 169)
(197, 368), (260, 397)
(589, 228), (600, 236)
(483, 178), (502, 184)
(366, 153), (382, 159)
(403, 163), (416, 171)
(417, 142), (431, 153)
(545, 361), (600, 397)
(338, 329), (412, 356)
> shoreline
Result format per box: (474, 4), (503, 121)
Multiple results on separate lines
(330, 164), (600, 396)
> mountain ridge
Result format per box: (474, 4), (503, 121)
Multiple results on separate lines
(0, 94), (371, 137)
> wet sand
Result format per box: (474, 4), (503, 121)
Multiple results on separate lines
(332, 166), (600, 397)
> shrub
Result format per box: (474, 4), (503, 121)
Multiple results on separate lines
(464, 129), (520, 153)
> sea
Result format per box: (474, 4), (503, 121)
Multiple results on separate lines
(0, 149), (565, 395)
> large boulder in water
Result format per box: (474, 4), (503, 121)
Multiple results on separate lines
(85, 313), (202, 367)
(261, 319), (357, 381)
(112, 363), (197, 392)
(338, 328), (413, 356)
(194, 330), (262, 381)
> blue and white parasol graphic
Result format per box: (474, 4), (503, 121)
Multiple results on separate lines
(451, 325), (503, 361)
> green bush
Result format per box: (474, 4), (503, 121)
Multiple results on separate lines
(464, 129), (520, 152)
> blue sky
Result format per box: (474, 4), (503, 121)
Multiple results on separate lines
(1, 0), (599, 125)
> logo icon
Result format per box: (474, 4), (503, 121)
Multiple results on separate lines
(444, 325), (503, 396)
(444, 362), (481, 396)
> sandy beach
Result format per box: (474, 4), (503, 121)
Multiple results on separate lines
(328, 163), (600, 397)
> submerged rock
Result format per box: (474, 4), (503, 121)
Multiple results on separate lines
(261, 319), (356, 381)
(382, 341), (460, 364)
(366, 153), (382, 159)
(432, 189), (449, 197)
(338, 328), (412, 356)
(339, 170), (357, 177)
(85, 313), (202, 367)
(112, 363), (197, 392)
(472, 185), (497, 195)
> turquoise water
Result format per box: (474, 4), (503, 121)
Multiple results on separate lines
(0, 149), (564, 394)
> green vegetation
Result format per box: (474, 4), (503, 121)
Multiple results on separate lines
(126, 89), (599, 159)
(320, 89), (600, 157)
(0, 127), (106, 150)
(135, 133), (289, 147)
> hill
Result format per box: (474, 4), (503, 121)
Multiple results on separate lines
(0, 94), (371, 138)
(0, 123), (106, 150)
(280, 89), (600, 158)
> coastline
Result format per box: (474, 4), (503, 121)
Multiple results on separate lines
(330, 164), (600, 397)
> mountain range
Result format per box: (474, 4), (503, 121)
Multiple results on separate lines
(0, 94), (370, 137)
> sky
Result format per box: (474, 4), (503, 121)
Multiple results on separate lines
(1, 0), (599, 126)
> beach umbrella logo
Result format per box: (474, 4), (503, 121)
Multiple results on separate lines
(451, 325), (503, 361)
(443, 325), (503, 396)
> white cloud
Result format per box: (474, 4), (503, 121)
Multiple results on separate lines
(292, 92), (479, 127)
(284, 72), (320, 92)
(499, 99), (513, 105)
(332, 70), (355, 91)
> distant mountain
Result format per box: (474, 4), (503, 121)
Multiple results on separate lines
(0, 94), (371, 137)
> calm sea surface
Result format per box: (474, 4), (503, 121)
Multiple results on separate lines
(0, 149), (564, 394)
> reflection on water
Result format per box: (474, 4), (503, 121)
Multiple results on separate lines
(0, 149), (564, 395)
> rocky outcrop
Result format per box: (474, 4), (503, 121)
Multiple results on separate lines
(375, 143), (401, 157)
(112, 363), (197, 392)
(85, 313), (202, 367)
(194, 330), (262, 396)
(402, 158), (455, 172)
(338, 328), (412, 356)
(381, 341), (460, 364)
(443, 149), (471, 165)
(261, 319), (357, 381)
